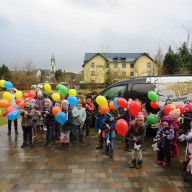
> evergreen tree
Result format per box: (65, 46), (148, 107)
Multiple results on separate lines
(0, 64), (12, 80)
(104, 69), (113, 87)
(55, 69), (63, 81)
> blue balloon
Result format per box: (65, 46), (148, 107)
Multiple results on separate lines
(113, 98), (120, 109)
(13, 105), (20, 110)
(4, 81), (13, 89)
(67, 95), (78, 106)
(56, 112), (67, 124)
(7, 111), (20, 121)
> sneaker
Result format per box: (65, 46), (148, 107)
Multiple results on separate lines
(157, 161), (162, 165)
(162, 162), (169, 166)
(15, 131), (19, 135)
(7, 132), (11, 135)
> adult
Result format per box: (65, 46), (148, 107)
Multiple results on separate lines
(35, 85), (48, 99)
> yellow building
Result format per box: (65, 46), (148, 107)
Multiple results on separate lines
(82, 53), (158, 83)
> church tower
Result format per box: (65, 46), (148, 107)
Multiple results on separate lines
(50, 53), (56, 73)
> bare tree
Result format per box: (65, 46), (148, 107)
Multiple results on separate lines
(24, 59), (35, 73)
(154, 45), (164, 75)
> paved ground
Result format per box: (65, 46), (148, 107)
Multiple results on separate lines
(0, 122), (192, 192)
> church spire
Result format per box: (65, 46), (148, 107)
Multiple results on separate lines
(50, 53), (56, 72)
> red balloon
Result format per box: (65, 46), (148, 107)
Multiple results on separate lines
(116, 98), (128, 108)
(15, 97), (24, 105)
(100, 105), (110, 114)
(176, 104), (185, 115)
(115, 119), (129, 136)
(129, 101), (141, 116)
(29, 90), (36, 98)
(23, 93), (29, 98)
(150, 101), (160, 109)
(164, 105), (174, 115)
(3, 108), (18, 116)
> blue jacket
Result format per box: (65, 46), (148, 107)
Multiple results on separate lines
(95, 112), (105, 131)
(41, 106), (56, 125)
(61, 108), (73, 131)
(101, 119), (116, 138)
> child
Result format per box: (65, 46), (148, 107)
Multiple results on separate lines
(31, 99), (39, 136)
(72, 100), (86, 143)
(41, 98), (56, 147)
(20, 99), (34, 148)
(80, 94), (94, 138)
(101, 112), (116, 158)
(95, 106), (105, 149)
(181, 104), (192, 134)
(179, 121), (192, 141)
(36, 91), (45, 113)
(129, 112), (146, 168)
(156, 116), (174, 166)
(60, 100), (72, 151)
(169, 109), (181, 157)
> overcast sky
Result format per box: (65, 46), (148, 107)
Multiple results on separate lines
(0, 0), (191, 73)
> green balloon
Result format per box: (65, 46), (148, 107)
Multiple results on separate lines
(56, 84), (62, 91)
(147, 115), (157, 124)
(60, 85), (68, 95)
(148, 91), (157, 101)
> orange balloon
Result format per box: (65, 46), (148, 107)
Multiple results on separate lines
(100, 105), (110, 114)
(109, 101), (117, 110)
(52, 106), (61, 116)
(19, 101), (24, 109)
(0, 99), (11, 108)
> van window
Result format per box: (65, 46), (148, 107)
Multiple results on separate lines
(102, 85), (127, 100)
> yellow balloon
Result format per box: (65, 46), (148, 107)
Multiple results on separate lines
(0, 80), (5, 87)
(69, 89), (77, 96)
(15, 91), (23, 98)
(44, 84), (51, 92)
(52, 93), (60, 101)
(96, 95), (108, 106)
(3, 92), (12, 101)
(0, 109), (1, 116)
(169, 104), (176, 110)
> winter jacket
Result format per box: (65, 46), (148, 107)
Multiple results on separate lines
(128, 123), (146, 149)
(156, 126), (174, 148)
(35, 91), (48, 99)
(41, 106), (56, 125)
(95, 112), (105, 131)
(157, 107), (167, 123)
(20, 106), (34, 127)
(181, 111), (192, 133)
(82, 100), (94, 120)
(36, 98), (45, 113)
(32, 104), (39, 121)
(100, 119), (116, 139)
(171, 119), (181, 141)
(72, 107), (86, 125)
(61, 108), (73, 131)
(121, 111), (134, 126)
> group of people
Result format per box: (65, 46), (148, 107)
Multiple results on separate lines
(3, 88), (192, 169)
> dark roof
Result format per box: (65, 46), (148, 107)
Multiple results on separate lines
(83, 52), (152, 67)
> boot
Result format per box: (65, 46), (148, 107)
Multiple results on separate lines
(129, 159), (136, 168)
(65, 143), (69, 151)
(105, 150), (109, 155)
(29, 142), (34, 147)
(15, 129), (19, 135)
(21, 142), (27, 148)
(110, 150), (114, 158)
(96, 143), (103, 149)
(61, 143), (65, 150)
(79, 135), (84, 143)
(73, 135), (77, 144)
(135, 160), (142, 169)
(43, 141), (49, 147)
(7, 131), (11, 135)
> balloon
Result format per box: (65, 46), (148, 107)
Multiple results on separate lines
(52, 106), (61, 116)
(3, 108), (18, 116)
(56, 84), (62, 90)
(0, 80), (5, 87)
(150, 101), (160, 109)
(100, 105), (110, 114)
(3, 92), (12, 101)
(113, 98), (119, 109)
(0, 99), (11, 108)
(176, 104), (185, 115)
(164, 104), (174, 115)
(15, 91), (23, 98)
(128, 98), (133, 106)
(116, 98), (128, 108)
(15, 97), (24, 105)
(52, 93), (60, 101)
(7, 111), (20, 121)
(115, 119), (129, 136)
(29, 90), (36, 98)
(23, 93), (29, 98)
(68, 95), (78, 106)
(147, 115), (157, 124)
(129, 101), (141, 116)
(19, 101), (24, 109)
(69, 89), (77, 96)
(169, 104), (176, 110)
(13, 105), (20, 110)
(56, 112), (67, 124)
(60, 85), (68, 95)
(44, 84), (51, 92)
(109, 101), (117, 110)
(4, 81), (13, 89)
(96, 96), (108, 106)
(0, 109), (1, 116)
(148, 91), (157, 101)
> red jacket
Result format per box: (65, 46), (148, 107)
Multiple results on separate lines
(82, 100), (94, 112)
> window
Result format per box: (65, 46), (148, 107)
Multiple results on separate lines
(130, 72), (134, 76)
(147, 62), (151, 68)
(147, 71), (151, 76)
(91, 80), (95, 83)
(106, 63), (109, 68)
(102, 85), (127, 100)
(122, 72), (126, 76)
(113, 64), (118, 68)
(91, 71), (95, 76)
(130, 64), (134, 68)
(91, 62), (95, 67)
(122, 64), (126, 68)
(114, 72), (118, 76)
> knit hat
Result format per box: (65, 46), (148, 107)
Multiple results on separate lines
(185, 104), (192, 112)
(24, 99), (31, 104)
(37, 91), (43, 96)
(161, 116), (172, 125)
(62, 100), (69, 106)
(169, 109), (180, 119)
(31, 99), (36, 103)
(86, 95), (92, 100)
(78, 99), (82, 104)
(135, 112), (144, 121)
(105, 112), (113, 120)
(44, 98), (52, 107)
(55, 103), (61, 107)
